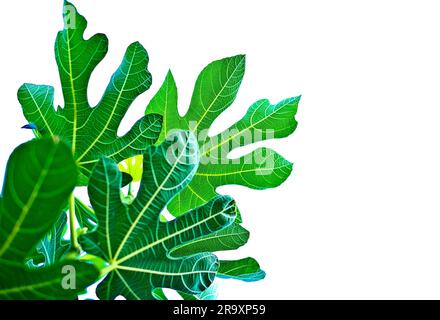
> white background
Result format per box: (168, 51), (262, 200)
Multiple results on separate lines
(1, 0), (440, 299)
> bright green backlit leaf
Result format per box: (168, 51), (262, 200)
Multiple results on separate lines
(122, 56), (300, 216)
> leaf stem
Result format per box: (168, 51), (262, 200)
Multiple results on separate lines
(69, 193), (80, 252)
(100, 264), (117, 277)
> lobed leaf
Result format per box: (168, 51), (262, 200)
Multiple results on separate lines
(17, 2), (162, 185)
(80, 132), (240, 299)
(137, 56), (300, 216)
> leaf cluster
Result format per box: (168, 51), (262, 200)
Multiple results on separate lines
(0, 1), (298, 300)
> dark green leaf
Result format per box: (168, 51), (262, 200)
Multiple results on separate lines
(0, 138), (99, 299)
(80, 132), (238, 299)
(0, 138), (77, 262)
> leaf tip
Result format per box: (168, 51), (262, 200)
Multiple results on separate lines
(236, 54), (246, 65)
(129, 40), (146, 51)
(166, 69), (175, 80)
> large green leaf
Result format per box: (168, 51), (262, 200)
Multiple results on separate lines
(138, 57), (300, 216)
(80, 132), (239, 299)
(0, 138), (100, 299)
(0, 138), (77, 262)
(0, 259), (99, 300)
(17, 1), (162, 185)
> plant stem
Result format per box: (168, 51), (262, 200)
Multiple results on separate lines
(69, 193), (80, 252)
